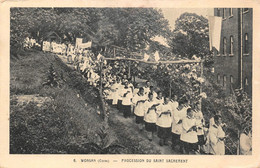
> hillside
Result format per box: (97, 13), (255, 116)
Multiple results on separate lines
(10, 50), (175, 154)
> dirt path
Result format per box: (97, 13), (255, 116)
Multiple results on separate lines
(108, 106), (177, 154)
(56, 54), (178, 154)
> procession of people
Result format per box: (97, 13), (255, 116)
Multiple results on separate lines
(104, 76), (227, 155)
(43, 40), (232, 155)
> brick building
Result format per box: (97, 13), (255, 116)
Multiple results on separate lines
(213, 8), (252, 96)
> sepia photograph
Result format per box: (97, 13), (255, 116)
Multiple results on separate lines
(8, 7), (253, 156)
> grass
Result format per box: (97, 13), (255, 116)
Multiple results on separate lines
(10, 50), (104, 154)
(10, 50), (161, 154)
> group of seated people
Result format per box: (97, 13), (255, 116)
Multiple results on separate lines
(104, 78), (227, 155)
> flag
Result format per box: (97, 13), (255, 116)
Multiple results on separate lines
(97, 53), (102, 60)
(208, 16), (222, 51)
(143, 53), (150, 61)
(75, 38), (83, 49)
(154, 51), (160, 62)
(79, 41), (92, 49)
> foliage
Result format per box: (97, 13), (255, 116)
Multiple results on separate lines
(171, 12), (212, 65)
(10, 8), (171, 58)
(42, 63), (61, 87)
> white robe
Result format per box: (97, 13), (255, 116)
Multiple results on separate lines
(180, 116), (198, 143)
(121, 87), (133, 105)
(133, 94), (147, 117)
(143, 100), (158, 123)
(209, 124), (225, 155)
(194, 109), (204, 135)
(239, 133), (252, 155)
(170, 100), (179, 112)
(156, 103), (172, 128)
(111, 83), (120, 105)
(171, 107), (187, 135)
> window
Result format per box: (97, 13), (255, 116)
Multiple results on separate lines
(215, 49), (220, 56)
(217, 8), (221, 16)
(230, 36), (234, 55)
(230, 75), (233, 83)
(245, 77), (249, 86)
(223, 75), (227, 87)
(243, 8), (249, 13)
(217, 74), (220, 83)
(223, 37), (227, 55)
(223, 8), (226, 19)
(229, 8), (233, 17)
(244, 33), (249, 54)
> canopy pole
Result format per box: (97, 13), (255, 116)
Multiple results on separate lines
(99, 57), (106, 121)
(169, 81), (172, 98)
(199, 60), (204, 110)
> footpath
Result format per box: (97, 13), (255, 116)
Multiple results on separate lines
(57, 54), (176, 154)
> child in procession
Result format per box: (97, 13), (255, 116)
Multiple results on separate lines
(170, 94), (179, 111)
(133, 83), (140, 96)
(171, 99), (187, 153)
(149, 86), (157, 98)
(154, 91), (164, 105)
(132, 87), (147, 131)
(180, 108), (199, 154)
(116, 78), (125, 112)
(143, 93), (159, 141)
(143, 80), (151, 96)
(193, 102), (206, 153)
(121, 80), (133, 118)
(156, 96), (173, 146)
(111, 78), (121, 108)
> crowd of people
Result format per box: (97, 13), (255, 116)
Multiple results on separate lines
(104, 78), (227, 155)
(51, 43), (251, 155)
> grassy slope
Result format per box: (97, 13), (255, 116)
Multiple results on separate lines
(10, 50), (104, 154)
(10, 50), (162, 154)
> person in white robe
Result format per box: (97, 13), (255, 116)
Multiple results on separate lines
(143, 92), (159, 141)
(171, 100), (187, 152)
(121, 80), (133, 118)
(209, 115), (226, 155)
(116, 79), (125, 112)
(156, 96), (172, 146)
(170, 95), (179, 112)
(154, 91), (164, 105)
(239, 127), (252, 155)
(111, 78), (121, 107)
(132, 87), (147, 131)
(193, 102), (205, 153)
(143, 80), (150, 96)
(180, 108), (198, 154)
(148, 86), (157, 98)
(133, 83), (140, 96)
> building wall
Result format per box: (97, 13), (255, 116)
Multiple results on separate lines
(213, 8), (252, 96)
(214, 8), (240, 93)
(242, 9), (253, 96)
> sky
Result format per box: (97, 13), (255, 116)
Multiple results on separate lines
(161, 8), (214, 30)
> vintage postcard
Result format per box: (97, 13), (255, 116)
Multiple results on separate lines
(0, 0), (260, 168)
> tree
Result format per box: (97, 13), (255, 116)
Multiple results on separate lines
(10, 8), (171, 58)
(171, 13), (210, 61)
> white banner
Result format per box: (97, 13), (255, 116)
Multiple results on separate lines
(75, 38), (83, 49)
(208, 16), (222, 51)
(79, 41), (92, 49)
(154, 51), (160, 62)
